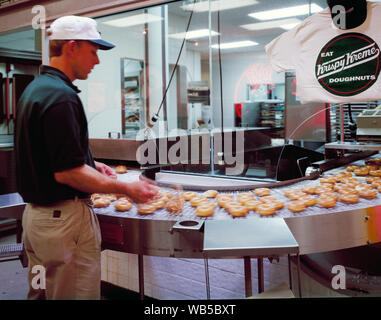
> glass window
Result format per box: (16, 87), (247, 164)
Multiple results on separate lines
(86, 0), (330, 182)
(0, 27), (40, 52)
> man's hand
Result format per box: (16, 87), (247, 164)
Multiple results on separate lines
(94, 161), (117, 179)
(125, 180), (158, 203)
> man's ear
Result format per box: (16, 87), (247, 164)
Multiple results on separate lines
(65, 40), (76, 57)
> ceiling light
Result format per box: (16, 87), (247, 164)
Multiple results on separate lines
(181, 0), (259, 12)
(248, 4), (323, 21)
(211, 40), (258, 49)
(169, 29), (219, 40)
(241, 18), (301, 31)
(102, 13), (163, 27)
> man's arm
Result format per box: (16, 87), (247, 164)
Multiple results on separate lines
(54, 164), (157, 203)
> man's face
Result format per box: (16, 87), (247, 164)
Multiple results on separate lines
(71, 41), (100, 80)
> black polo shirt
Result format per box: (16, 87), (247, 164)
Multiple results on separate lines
(15, 65), (96, 205)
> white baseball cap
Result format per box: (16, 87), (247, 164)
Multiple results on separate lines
(47, 15), (115, 50)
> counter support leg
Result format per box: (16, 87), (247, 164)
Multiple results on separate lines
(204, 257), (211, 300)
(243, 256), (252, 297)
(257, 257), (264, 294)
(138, 254), (144, 300)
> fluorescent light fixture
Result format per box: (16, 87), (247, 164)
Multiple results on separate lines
(241, 18), (301, 31)
(181, 0), (258, 12)
(169, 29), (219, 40)
(249, 4), (323, 21)
(211, 40), (258, 49)
(102, 13), (163, 27)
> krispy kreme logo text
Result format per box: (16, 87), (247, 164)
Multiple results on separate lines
(315, 33), (381, 97)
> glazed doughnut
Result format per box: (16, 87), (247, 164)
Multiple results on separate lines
(354, 167), (369, 176)
(165, 197), (184, 213)
(286, 200), (306, 213)
(283, 189), (305, 200)
(190, 196), (209, 207)
(259, 196), (278, 203)
(336, 187), (358, 195)
(137, 204), (156, 215)
(366, 165), (379, 171)
(218, 198), (237, 209)
(319, 192), (339, 201)
(103, 194), (117, 202)
(272, 201), (284, 210)
(203, 190), (218, 198)
(91, 193), (103, 201)
(256, 203), (276, 216)
(300, 195), (316, 207)
(301, 185), (316, 195)
(92, 198), (111, 208)
(237, 195), (254, 205)
(346, 165), (360, 172)
(314, 185), (334, 195)
(316, 196), (337, 208)
(237, 192), (254, 200)
(114, 200), (132, 211)
(115, 165), (127, 174)
(217, 193), (233, 199)
(227, 204), (249, 217)
(357, 188), (378, 200)
(253, 188), (271, 197)
(320, 177), (336, 184)
(244, 200), (261, 211)
(369, 170), (381, 177)
(196, 204), (215, 217)
(147, 199), (166, 209)
(182, 191), (197, 201)
(339, 194), (360, 204)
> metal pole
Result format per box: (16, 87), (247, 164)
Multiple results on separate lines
(138, 254), (144, 300)
(243, 256), (252, 297)
(297, 254), (302, 298)
(204, 257), (211, 300)
(257, 257), (264, 293)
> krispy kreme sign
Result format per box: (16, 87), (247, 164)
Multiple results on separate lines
(315, 33), (381, 97)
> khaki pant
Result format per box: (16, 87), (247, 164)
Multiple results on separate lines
(22, 197), (102, 300)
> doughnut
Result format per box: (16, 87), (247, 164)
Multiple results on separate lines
(165, 197), (184, 213)
(283, 189), (305, 200)
(286, 200), (306, 213)
(196, 204), (215, 217)
(316, 196), (336, 208)
(366, 165), (379, 171)
(346, 165), (360, 172)
(259, 196), (278, 203)
(369, 170), (381, 177)
(256, 203), (276, 216)
(227, 204), (249, 217)
(203, 190), (218, 198)
(320, 177), (336, 184)
(92, 198), (111, 208)
(147, 199), (166, 209)
(357, 188), (378, 200)
(253, 188), (271, 197)
(314, 185), (334, 195)
(237, 195), (254, 205)
(378, 185), (381, 193)
(237, 192), (254, 200)
(301, 185), (316, 195)
(300, 195), (317, 207)
(103, 194), (117, 202)
(354, 167), (369, 176)
(336, 187), (358, 195)
(244, 200), (261, 211)
(319, 192), (339, 201)
(91, 193), (103, 201)
(115, 165), (127, 174)
(190, 196), (209, 207)
(137, 204), (156, 215)
(182, 191), (197, 201)
(218, 199), (237, 209)
(216, 193), (233, 199)
(339, 194), (360, 204)
(114, 199), (132, 211)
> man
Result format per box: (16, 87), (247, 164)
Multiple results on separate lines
(15, 15), (157, 300)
